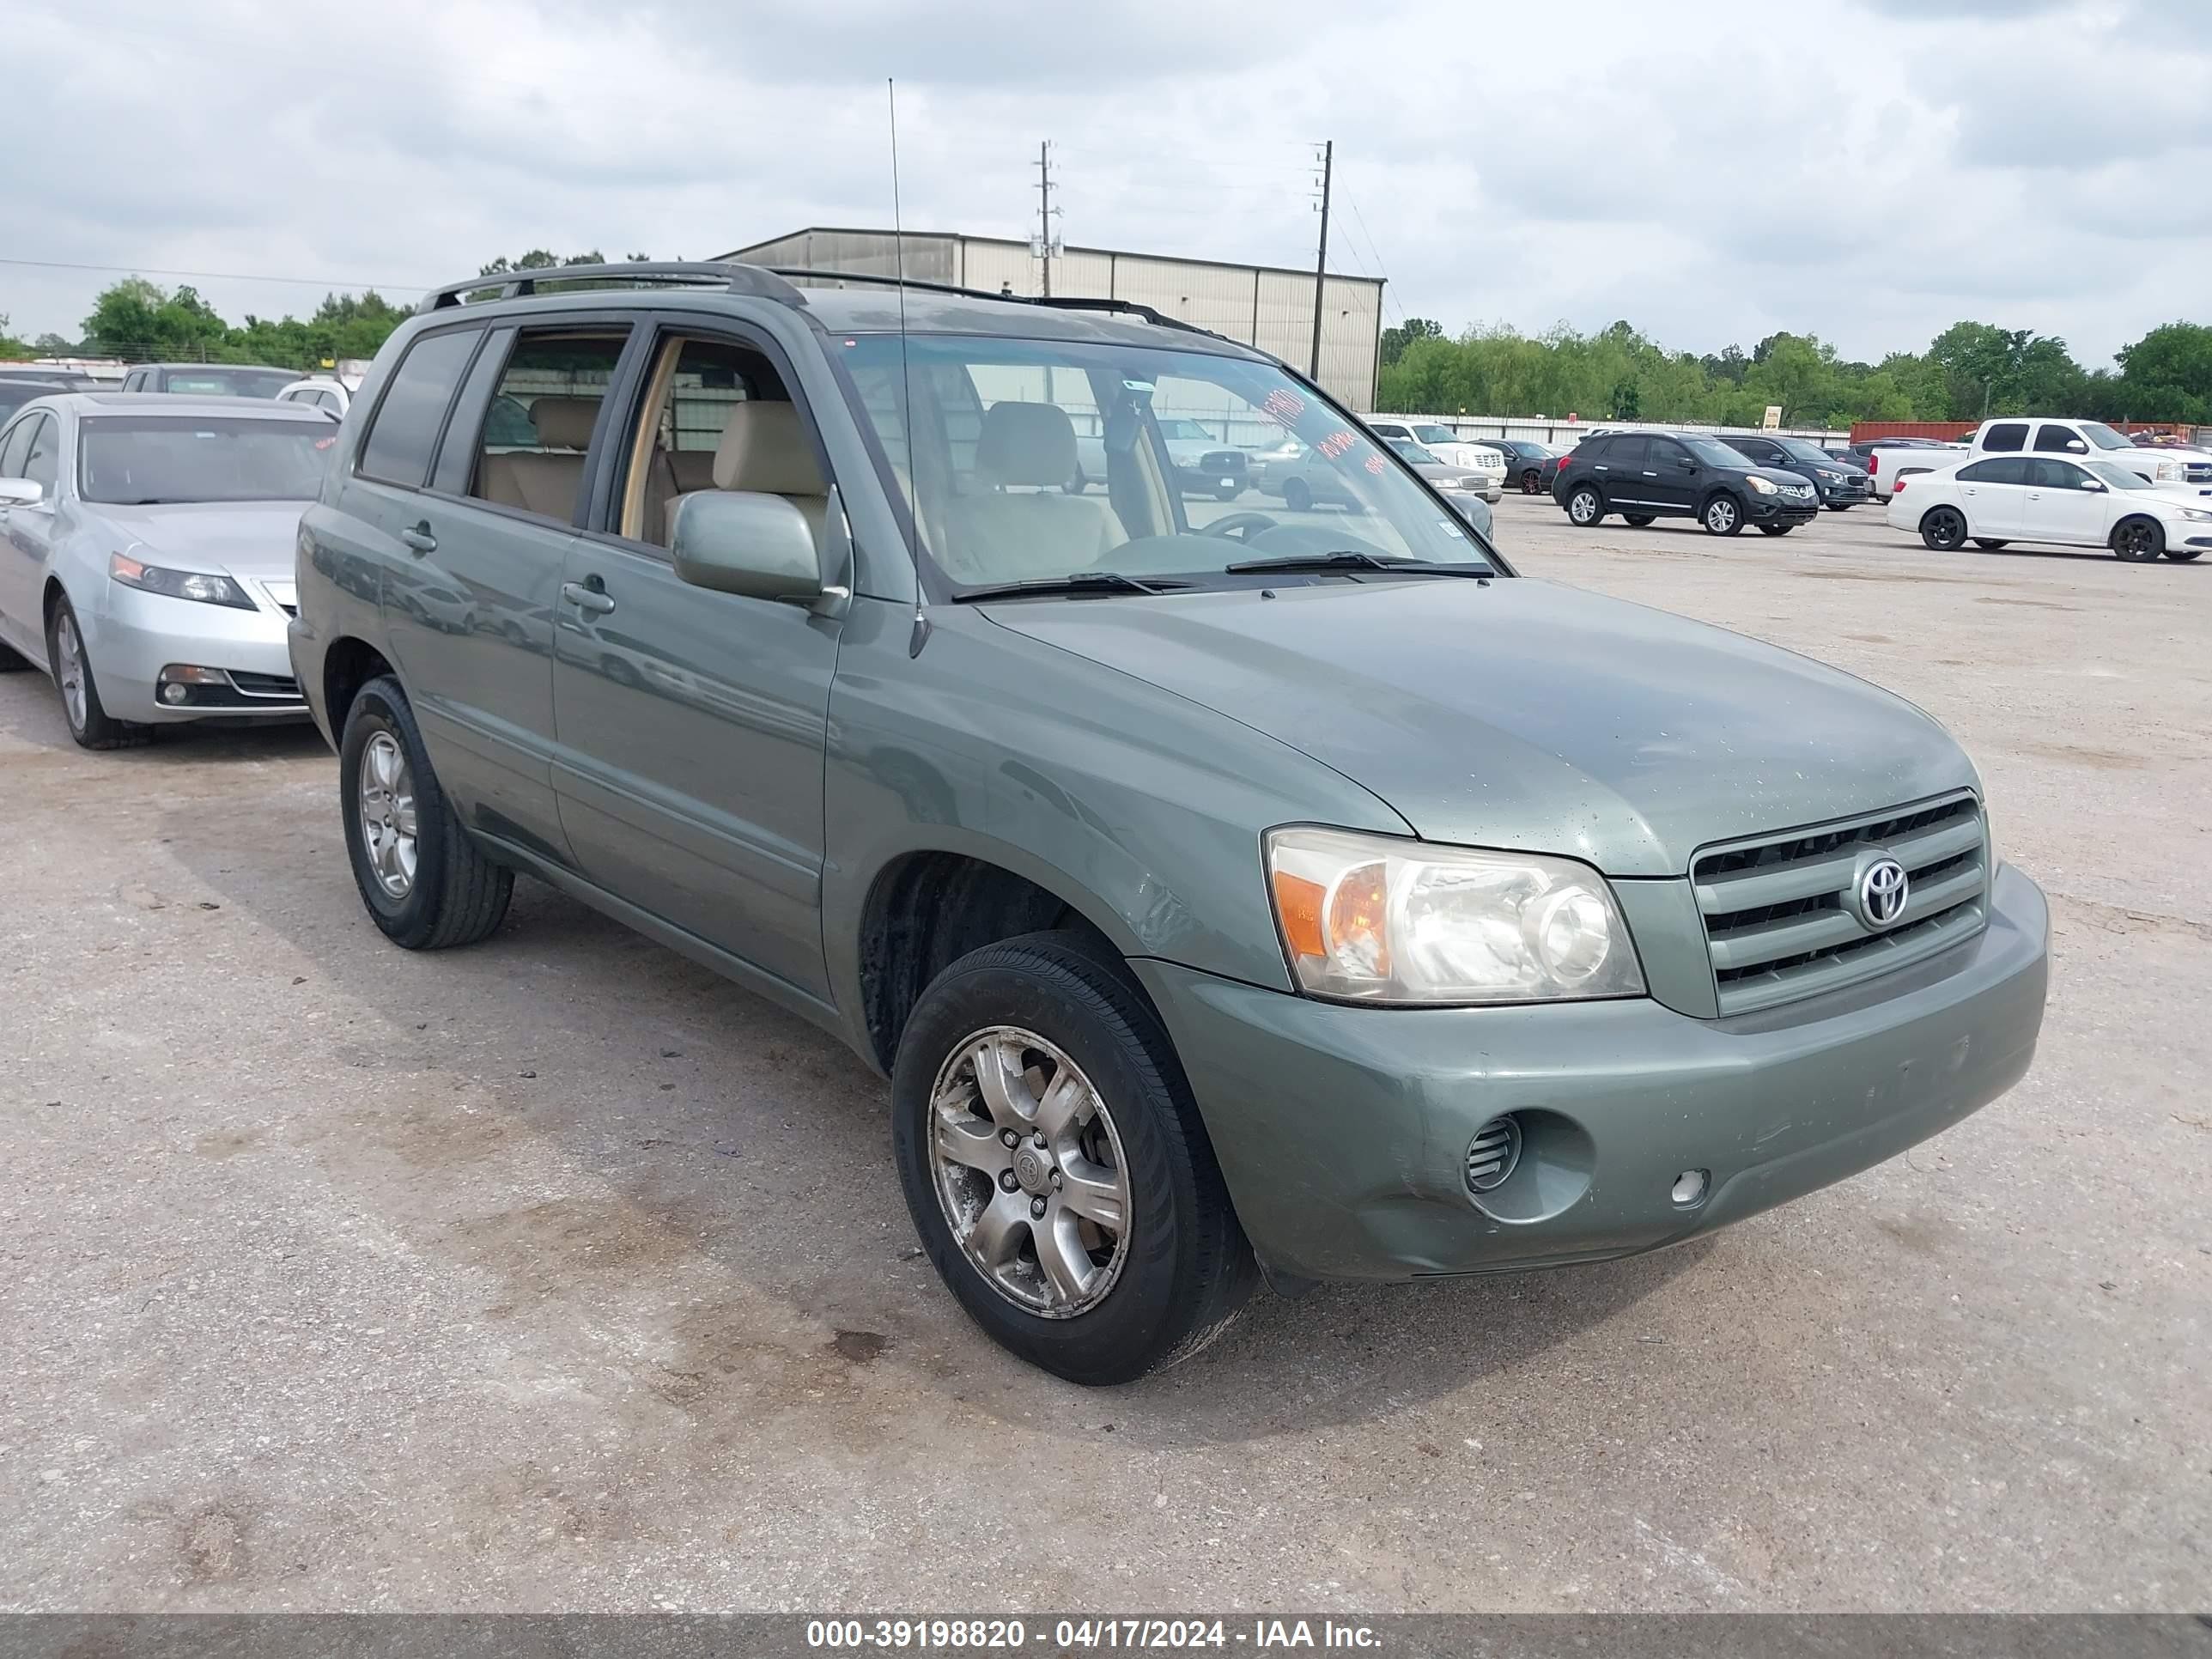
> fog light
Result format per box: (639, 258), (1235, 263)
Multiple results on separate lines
(160, 682), (189, 704)
(1670, 1169), (1709, 1206)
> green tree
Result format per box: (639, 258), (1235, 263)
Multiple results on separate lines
(1379, 316), (1443, 368)
(2114, 322), (2212, 422)
(0, 313), (31, 358)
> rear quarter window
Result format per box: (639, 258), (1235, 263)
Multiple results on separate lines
(357, 329), (483, 487)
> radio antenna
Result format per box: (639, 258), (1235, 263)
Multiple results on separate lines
(888, 76), (928, 652)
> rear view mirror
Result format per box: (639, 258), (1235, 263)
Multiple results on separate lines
(0, 478), (44, 507)
(671, 490), (822, 602)
(2081, 479), (2106, 491)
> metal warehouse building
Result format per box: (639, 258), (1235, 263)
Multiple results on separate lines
(721, 228), (1386, 411)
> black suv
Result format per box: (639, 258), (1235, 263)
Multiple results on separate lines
(1552, 430), (1820, 537)
(1721, 433), (1869, 510)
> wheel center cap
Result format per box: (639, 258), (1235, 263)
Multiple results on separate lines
(1012, 1145), (1053, 1194)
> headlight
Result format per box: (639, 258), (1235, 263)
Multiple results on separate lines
(1747, 476), (1778, 495)
(109, 553), (256, 610)
(2154, 461), (2180, 481)
(2181, 507), (2212, 523)
(1265, 827), (1645, 1005)
(1818, 469), (1840, 481)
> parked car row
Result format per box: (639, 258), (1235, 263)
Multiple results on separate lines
(0, 263), (2051, 1391)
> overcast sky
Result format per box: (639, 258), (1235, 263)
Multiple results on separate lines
(6, 0), (2207, 368)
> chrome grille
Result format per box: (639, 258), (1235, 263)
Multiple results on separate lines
(228, 670), (303, 701)
(1693, 793), (1989, 1017)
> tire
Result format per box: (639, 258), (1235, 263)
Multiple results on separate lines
(2164, 547), (2203, 562)
(891, 930), (1257, 1386)
(1281, 477), (1312, 513)
(1919, 506), (1968, 551)
(2112, 516), (2165, 562)
(1758, 523), (1794, 537)
(1702, 495), (1743, 537)
(1972, 538), (2008, 550)
(1063, 472), (1088, 495)
(1623, 514), (1656, 527)
(1214, 483), (1240, 502)
(1566, 483), (1604, 526)
(1520, 469), (1544, 495)
(46, 596), (148, 750)
(338, 674), (513, 950)
(1825, 502), (1852, 513)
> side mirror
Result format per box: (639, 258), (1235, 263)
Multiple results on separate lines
(2081, 479), (2106, 492)
(1446, 492), (1493, 536)
(0, 478), (44, 507)
(671, 490), (823, 602)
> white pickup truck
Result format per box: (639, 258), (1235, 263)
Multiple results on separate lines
(1963, 417), (2212, 490)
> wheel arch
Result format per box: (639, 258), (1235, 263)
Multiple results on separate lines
(321, 635), (396, 739)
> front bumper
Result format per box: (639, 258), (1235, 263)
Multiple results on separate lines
(1819, 476), (1870, 505)
(1747, 492), (1820, 525)
(1135, 863), (2048, 1284)
(88, 581), (307, 723)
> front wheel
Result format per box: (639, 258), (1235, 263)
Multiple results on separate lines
(1281, 477), (1312, 514)
(1825, 502), (1852, 512)
(1758, 523), (1794, 537)
(46, 597), (148, 750)
(1566, 484), (1604, 526)
(2112, 517), (2165, 562)
(1702, 495), (1743, 537)
(1063, 471), (1088, 495)
(1973, 538), (2008, 550)
(1919, 506), (1968, 551)
(1213, 482), (1240, 502)
(1622, 514), (1656, 527)
(1520, 469), (1544, 495)
(892, 932), (1255, 1386)
(339, 675), (513, 949)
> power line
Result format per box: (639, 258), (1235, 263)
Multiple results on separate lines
(0, 257), (433, 293)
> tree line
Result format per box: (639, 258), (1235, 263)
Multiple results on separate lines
(1377, 315), (2212, 428)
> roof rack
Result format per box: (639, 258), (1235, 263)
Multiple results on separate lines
(416, 261), (809, 314)
(765, 267), (1231, 345)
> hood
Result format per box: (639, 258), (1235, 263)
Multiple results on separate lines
(984, 579), (1975, 877)
(92, 500), (307, 580)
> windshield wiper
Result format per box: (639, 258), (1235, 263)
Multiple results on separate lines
(1224, 551), (1493, 579)
(951, 571), (1193, 603)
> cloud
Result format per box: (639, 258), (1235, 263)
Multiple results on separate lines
(1, 0), (2205, 372)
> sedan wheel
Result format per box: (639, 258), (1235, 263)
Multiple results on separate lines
(1281, 477), (1312, 514)
(2112, 517), (2165, 562)
(46, 598), (145, 750)
(1520, 469), (1544, 495)
(1920, 506), (1968, 551)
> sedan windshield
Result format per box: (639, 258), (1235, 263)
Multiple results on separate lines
(2078, 422), (2136, 452)
(2086, 461), (2153, 491)
(836, 334), (1494, 590)
(79, 416), (336, 504)
(159, 367), (295, 398)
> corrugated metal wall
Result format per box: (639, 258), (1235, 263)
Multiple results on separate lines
(725, 229), (1383, 410)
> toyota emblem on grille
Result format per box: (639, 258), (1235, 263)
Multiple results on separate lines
(1856, 855), (1910, 929)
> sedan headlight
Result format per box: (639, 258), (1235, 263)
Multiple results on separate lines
(1265, 827), (1645, 1004)
(2180, 507), (2212, 523)
(1747, 476), (1779, 495)
(109, 553), (256, 610)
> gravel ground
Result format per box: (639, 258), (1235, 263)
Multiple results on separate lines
(0, 493), (2204, 1613)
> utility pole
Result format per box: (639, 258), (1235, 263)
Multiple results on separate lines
(1037, 140), (1054, 297)
(1309, 139), (1333, 380)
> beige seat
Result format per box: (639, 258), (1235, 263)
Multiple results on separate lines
(479, 397), (598, 520)
(641, 446), (718, 544)
(940, 402), (1126, 584)
(665, 402), (827, 547)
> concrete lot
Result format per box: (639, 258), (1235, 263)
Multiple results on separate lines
(1, 494), (2205, 1613)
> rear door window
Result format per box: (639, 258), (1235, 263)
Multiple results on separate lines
(459, 327), (632, 525)
(2028, 458), (2092, 489)
(1603, 435), (1648, 468)
(1959, 458), (2028, 485)
(1982, 422), (2028, 453)
(358, 329), (482, 487)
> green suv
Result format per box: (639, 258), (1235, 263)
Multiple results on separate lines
(289, 263), (2049, 1385)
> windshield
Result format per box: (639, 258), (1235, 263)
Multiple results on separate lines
(1409, 424), (1458, 445)
(2086, 461), (2152, 490)
(837, 334), (1495, 590)
(79, 416), (335, 504)
(1389, 439), (1442, 465)
(156, 367), (295, 398)
(1775, 439), (1832, 463)
(2079, 422), (2135, 452)
(1685, 437), (1753, 467)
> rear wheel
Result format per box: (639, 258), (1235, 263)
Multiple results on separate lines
(1825, 502), (1852, 512)
(1702, 495), (1743, 537)
(46, 597), (147, 750)
(1567, 483), (1604, 526)
(1622, 514), (1656, 527)
(1973, 538), (2008, 550)
(1520, 469), (1544, 494)
(1919, 506), (1968, 551)
(1758, 523), (1794, 536)
(2112, 517), (2164, 562)
(339, 674), (513, 949)
(892, 931), (1256, 1386)
(1281, 477), (1312, 513)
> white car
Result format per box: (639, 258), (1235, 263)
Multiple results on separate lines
(1889, 454), (2212, 562)
(274, 376), (356, 417)
(1367, 420), (1506, 500)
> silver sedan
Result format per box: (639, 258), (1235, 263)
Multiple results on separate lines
(0, 393), (332, 748)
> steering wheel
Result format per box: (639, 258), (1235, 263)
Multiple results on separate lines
(1200, 511), (1282, 544)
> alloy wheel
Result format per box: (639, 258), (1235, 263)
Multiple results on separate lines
(1706, 498), (1737, 534)
(53, 613), (88, 733)
(927, 1027), (1132, 1319)
(357, 731), (419, 898)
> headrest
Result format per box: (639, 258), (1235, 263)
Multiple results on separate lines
(712, 401), (823, 496)
(975, 401), (1077, 489)
(529, 397), (600, 450)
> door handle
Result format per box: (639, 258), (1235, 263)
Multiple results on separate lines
(400, 522), (436, 555)
(561, 579), (616, 616)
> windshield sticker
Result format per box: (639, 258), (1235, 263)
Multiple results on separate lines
(1364, 453), (1386, 475)
(1317, 429), (1357, 459)
(1260, 388), (1306, 428)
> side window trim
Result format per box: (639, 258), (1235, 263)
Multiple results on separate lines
(430, 325), (519, 497)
